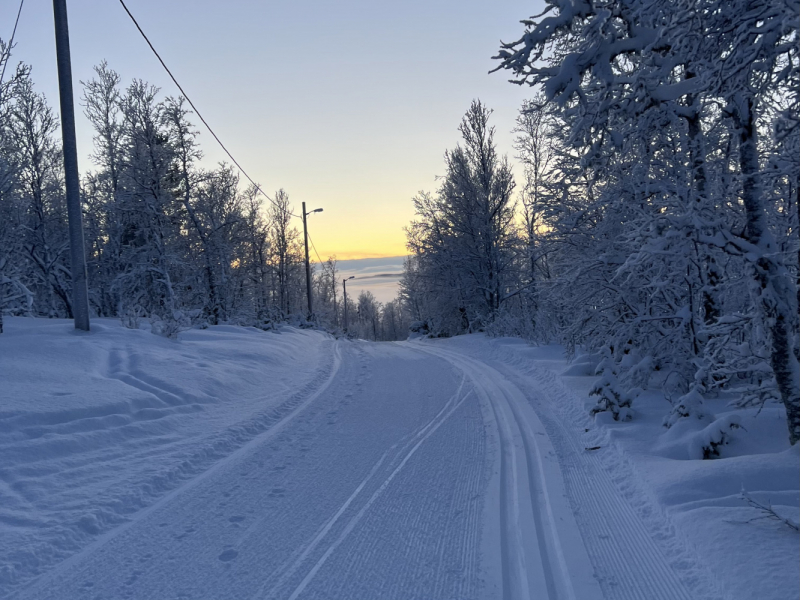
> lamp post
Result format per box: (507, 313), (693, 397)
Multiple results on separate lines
(342, 276), (355, 333)
(301, 202), (323, 319)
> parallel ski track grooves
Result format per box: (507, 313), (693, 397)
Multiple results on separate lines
(488, 388), (538, 599)
(256, 372), (473, 600)
(487, 350), (722, 600)
(500, 391), (562, 598)
(323, 370), (485, 600)
(10, 340), (343, 600)
(417, 345), (564, 600)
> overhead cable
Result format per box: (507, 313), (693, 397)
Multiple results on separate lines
(117, 0), (300, 218)
(0, 0), (25, 86)
(307, 230), (324, 266)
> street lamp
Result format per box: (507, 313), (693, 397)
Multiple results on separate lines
(343, 276), (355, 333)
(301, 202), (323, 319)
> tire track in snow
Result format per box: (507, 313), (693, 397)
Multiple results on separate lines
(256, 372), (473, 600)
(413, 344), (603, 600)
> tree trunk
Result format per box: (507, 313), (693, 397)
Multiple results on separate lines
(734, 94), (800, 444)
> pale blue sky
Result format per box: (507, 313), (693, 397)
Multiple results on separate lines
(3, 0), (541, 258)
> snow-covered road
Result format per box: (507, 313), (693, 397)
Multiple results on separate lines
(6, 332), (603, 600)
(5, 321), (790, 600)
(10, 339), (492, 599)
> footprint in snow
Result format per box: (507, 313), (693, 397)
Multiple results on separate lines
(174, 525), (195, 540)
(218, 549), (239, 562)
(229, 516), (245, 523)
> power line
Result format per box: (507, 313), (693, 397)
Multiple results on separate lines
(117, 0), (300, 219)
(307, 230), (324, 266)
(0, 0), (25, 86)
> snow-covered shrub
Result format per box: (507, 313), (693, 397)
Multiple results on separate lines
(590, 351), (636, 421)
(255, 319), (275, 332)
(702, 313), (779, 404)
(485, 309), (519, 338)
(120, 305), (144, 330)
(150, 310), (191, 339)
(688, 414), (742, 460)
(740, 488), (800, 532)
(407, 320), (430, 340)
(663, 388), (713, 429)
(626, 355), (654, 390)
(253, 305), (284, 332)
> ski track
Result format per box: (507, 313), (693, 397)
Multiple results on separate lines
(413, 343), (602, 600)
(248, 343), (487, 600)
(275, 389), (473, 600)
(289, 350), (486, 600)
(253, 372), (469, 600)
(481, 343), (726, 600)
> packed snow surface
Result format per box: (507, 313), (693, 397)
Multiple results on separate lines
(1, 318), (797, 599)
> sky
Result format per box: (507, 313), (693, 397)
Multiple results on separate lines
(2, 0), (541, 260)
(336, 256), (405, 304)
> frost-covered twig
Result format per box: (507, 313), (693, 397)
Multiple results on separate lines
(740, 489), (799, 532)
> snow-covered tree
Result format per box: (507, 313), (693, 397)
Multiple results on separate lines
(0, 58), (322, 334)
(0, 45), (33, 332)
(590, 349), (635, 421)
(405, 100), (518, 336)
(493, 0), (799, 442)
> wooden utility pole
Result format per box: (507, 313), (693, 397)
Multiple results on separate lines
(343, 276), (354, 332)
(302, 202), (312, 318)
(53, 0), (90, 330)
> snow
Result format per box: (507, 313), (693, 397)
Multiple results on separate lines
(1, 319), (798, 599)
(0, 317), (331, 593)
(438, 334), (799, 600)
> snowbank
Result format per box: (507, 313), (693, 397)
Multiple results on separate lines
(0, 317), (333, 594)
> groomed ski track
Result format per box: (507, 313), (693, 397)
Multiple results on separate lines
(411, 343), (603, 600)
(8, 335), (723, 599)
